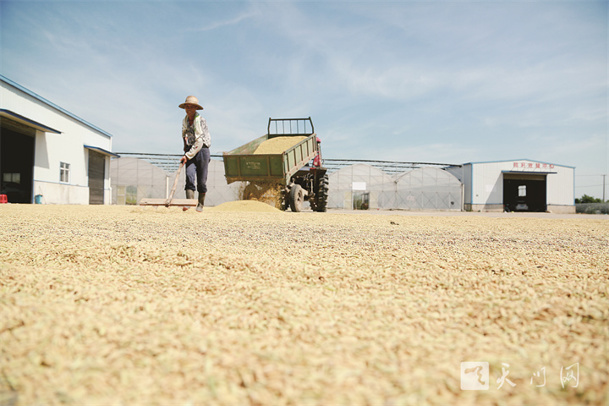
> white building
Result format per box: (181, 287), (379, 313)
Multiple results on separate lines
(447, 159), (575, 213)
(1, 75), (117, 204)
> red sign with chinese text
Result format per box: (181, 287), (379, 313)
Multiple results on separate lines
(512, 161), (554, 170)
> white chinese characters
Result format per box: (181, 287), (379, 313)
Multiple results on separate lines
(561, 363), (579, 389)
(460, 362), (489, 390)
(530, 367), (546, 387)
(496, 363), (516, 389)
(460, 362), (580, 391)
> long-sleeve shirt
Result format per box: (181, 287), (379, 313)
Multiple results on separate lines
(182, 113), (211, 160)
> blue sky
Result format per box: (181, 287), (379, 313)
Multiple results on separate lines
(1, 0), (607, 198)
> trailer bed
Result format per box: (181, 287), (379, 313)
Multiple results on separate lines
(222, 118), (318, 185)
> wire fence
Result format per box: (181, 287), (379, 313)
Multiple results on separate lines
(575, 203), (609, 215)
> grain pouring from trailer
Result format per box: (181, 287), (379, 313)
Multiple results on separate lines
(222, 118), (329, 212)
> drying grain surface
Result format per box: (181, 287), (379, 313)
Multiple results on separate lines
(1, 205), (607, 406)
(253, 136), (307, 154)
(208, 200), (280, 213)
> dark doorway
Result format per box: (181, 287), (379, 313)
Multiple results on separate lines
(88, 150), (105, 204)
(503, 174), (547, 212)
(353, 191), (370, 210)
(1, 125), (35, 203)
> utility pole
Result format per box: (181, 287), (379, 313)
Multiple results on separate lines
(603, 174), (606, 202)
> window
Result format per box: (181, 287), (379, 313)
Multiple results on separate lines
(518, 185), (526, 197)
(2, 173), (20, 184)
(60, 162), (70, 183)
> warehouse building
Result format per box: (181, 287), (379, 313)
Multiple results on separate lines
(1, 75), (117, 204)
(446, 159), (575, 213)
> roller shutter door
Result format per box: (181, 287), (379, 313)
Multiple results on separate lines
(88, 151), (105, 204)
(0, 125), (34, 203)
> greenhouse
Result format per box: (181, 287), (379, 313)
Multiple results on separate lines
(110, 157), (241, 206)
(328, 164), (462, 210)
(327, 164), (394, 210)
(391, 166), (462, 211)
(110, 156), (463, 211)
(111, 157), (463, 210)
(110, 158), (169, 205)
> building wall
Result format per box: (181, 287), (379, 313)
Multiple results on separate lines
(547, 165), (574, 206)
(466, 162), (503, 206)
(1, 78), (114, 204)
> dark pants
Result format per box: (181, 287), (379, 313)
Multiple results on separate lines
(185, 147), (210, 194)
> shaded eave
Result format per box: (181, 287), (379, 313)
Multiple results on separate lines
(0, 109), (61, 134)
(85, 145), (120, 158)
(501, 170), (558, 175)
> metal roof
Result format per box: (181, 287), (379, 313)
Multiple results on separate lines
(0, 74), (113, 139)
(84, 145), (120, 158)
(463, 158), (575, 169)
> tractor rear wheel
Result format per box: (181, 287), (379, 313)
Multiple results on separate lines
(289, 184), (304, 212)
(314, 174), (329, 212)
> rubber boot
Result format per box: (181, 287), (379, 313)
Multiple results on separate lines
(196, 193), (205, 212)
(183, 189), (195, 211)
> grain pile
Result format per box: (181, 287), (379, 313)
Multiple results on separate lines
(253, 136), (307, 154)
(239, 182), (283, 209)
(1, 205), (607, 405)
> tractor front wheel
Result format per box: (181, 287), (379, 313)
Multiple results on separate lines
(289, 184), (304, 212)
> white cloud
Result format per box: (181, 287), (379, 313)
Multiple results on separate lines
(191, 9), (259, 32)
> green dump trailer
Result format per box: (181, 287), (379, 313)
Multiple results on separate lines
(222, 117), (329, 212)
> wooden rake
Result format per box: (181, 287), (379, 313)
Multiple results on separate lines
(139, 162), (196, 208)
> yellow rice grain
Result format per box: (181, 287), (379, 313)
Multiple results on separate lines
(253, 136), (307, 155)
(208, 200), (281, 212)
(0, 205), (607, 405)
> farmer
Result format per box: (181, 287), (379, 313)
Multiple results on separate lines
(179, 95), (211, 212)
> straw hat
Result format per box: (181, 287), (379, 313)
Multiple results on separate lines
(179, 95), (204, 110)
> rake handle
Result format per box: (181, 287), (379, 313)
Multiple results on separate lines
(165, 161), (185, 207)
